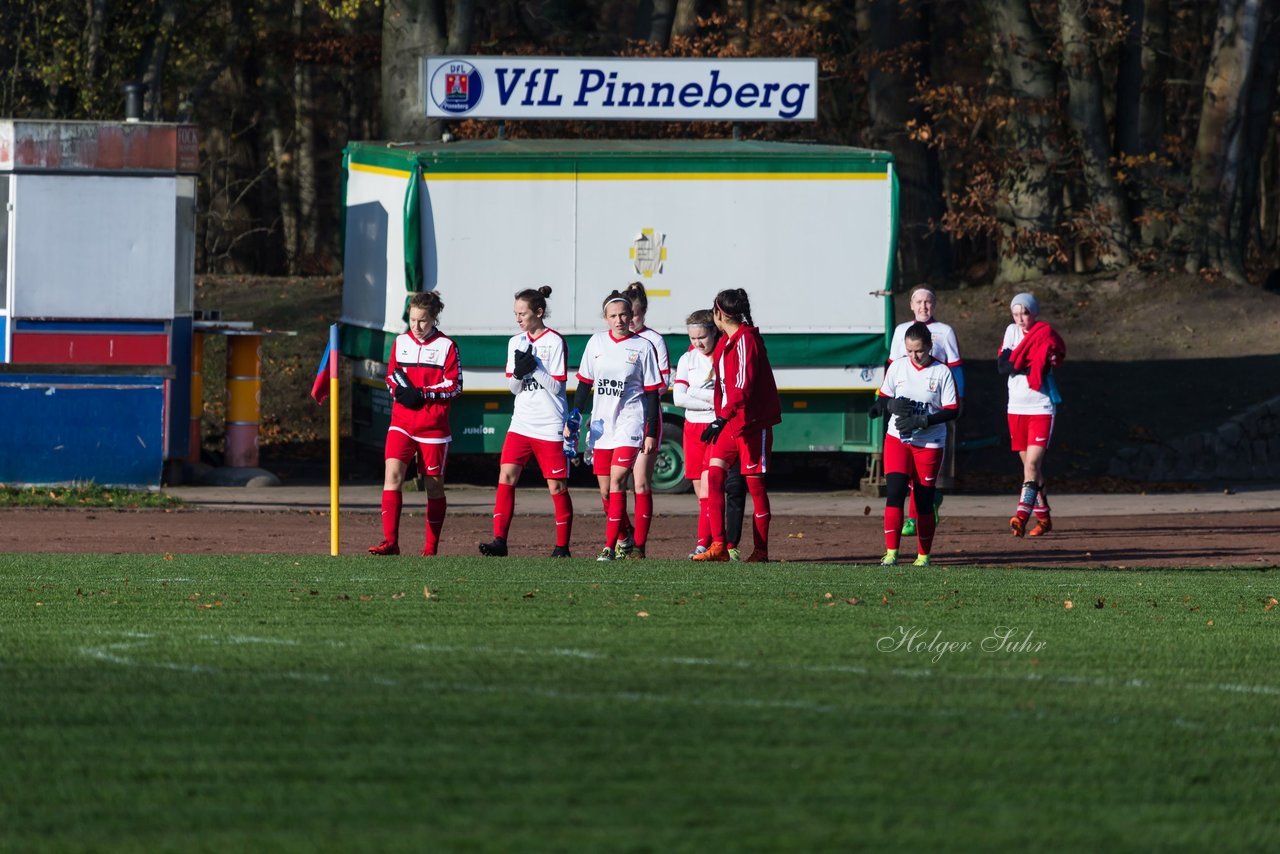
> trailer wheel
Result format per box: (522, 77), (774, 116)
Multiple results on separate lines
(653, 418), (691, 494)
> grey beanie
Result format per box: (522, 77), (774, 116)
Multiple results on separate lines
(1010, 292), (1040, 315)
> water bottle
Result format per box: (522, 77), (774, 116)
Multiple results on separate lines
(564, 408), (582, 460)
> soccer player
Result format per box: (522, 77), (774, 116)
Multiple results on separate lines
(998, 292), (1065, 537)
(570, 291), (664, 561)
(887, 286), (964, 537)
(692, 288), (781, 563)
(478, 286), (573, 558)
(368, 291), (462, 556)
(871, 321), (960, 567)
(610, 281), (671, 559)
(673, 309), (748, 560)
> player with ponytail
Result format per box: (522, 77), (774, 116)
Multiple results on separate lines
(369, 290), (462, 557)
(692, 288), (781, 563)
(478, 286), (574, 558)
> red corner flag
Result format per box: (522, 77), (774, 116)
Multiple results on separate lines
(310, 336), (334, 405)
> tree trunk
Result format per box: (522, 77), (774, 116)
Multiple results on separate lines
(857, 0), (950, 286)
(672, 0), (698, 41)
(982, 0), (1060, 282)
(141, 0), (181, 120)
(648, 0), (677, 47)
(1114, 0), (1143, 160)
(82, 0), (108, 111)
(1059, 0), (1131, 269)
(382, 0), (475, 142)
(1180, 0), (1264, 281)
(293, 0), (317, 271)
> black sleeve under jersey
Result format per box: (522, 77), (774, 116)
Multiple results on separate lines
(643, 390), (660, 439)
(573, 381), (592, 413)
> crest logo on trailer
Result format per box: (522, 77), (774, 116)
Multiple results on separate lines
(630, 229), (667, 278)
(431, 61), (484, 114)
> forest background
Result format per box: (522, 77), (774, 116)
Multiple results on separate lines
(2, 0), (1277, 288)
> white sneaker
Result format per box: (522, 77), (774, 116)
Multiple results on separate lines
(689, 544), (708, 559)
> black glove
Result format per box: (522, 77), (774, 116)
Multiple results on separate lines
(391, 368), (426, 409)
(868, 398), (886, 419)
(512, 346), (537, 379)
(895, 412), (930, 434)
(700, 417), (727, 443)
(998, 348), (1027, 376)
(886, 397), (916, 417)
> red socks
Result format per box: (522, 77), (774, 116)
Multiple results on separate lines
(552, 491), (573, 548)
(380, 490), (402, 545)
(884, 506), (903, 550)
(634, 492), (653, 547)
(706, 465), (727, 542)
(493, 483), (516, 539)
(746, 476), (770, 551)
(422, 496), (446, 556)
(605, 491), (626, 547)
(697, 496), (711, 547)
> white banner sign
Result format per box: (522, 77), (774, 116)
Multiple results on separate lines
(422, 56), (818, 122)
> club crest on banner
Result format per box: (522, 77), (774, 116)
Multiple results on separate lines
(430, 60), (484, 115)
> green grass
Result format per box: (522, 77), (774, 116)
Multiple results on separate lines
(0, 485), (183, 509)
(3, 555), (1279, 852)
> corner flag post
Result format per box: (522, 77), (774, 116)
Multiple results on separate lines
(328, 323), (340, 556)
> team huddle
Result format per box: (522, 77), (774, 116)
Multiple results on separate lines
(366, 284), (1064, 564)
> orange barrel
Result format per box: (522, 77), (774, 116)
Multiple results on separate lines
(188, 332), (205, 464)
(225, 333), (262, 467)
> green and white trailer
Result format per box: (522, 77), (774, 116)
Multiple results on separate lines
(340, 138), (896, 492)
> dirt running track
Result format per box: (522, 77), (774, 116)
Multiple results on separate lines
(1, 508), (1278, 568)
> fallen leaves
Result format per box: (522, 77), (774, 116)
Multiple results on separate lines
(1064, 599), (1074, 610)
(423, 586), (438, 601)
(636, 610), (650, 618)
(1266, 597), (1277, 612)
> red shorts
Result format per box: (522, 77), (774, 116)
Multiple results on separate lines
(500, 431), (570, 480)
(1007, 414), (1055, 452)
(386, 428), (449, 477)
(683, 420), (712, 480)
(709, 426), (772, 476)
(883, 436), (944, 486)
(592, 445), (641, 476)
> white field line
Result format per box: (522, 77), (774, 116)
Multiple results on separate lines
(79, 635), (1280, 705)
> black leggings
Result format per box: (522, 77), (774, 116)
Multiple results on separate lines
(886, 472), (934, 518)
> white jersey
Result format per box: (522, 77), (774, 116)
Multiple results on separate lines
(889, 319), (963, 369)
(672, 346), (716, 424)
(577, 330), (663, 450)
(505, 327), (568, 442)
(634, 326), (671, 389)
(878, 357), (959, 449)
(1001, 324), (1056, 415)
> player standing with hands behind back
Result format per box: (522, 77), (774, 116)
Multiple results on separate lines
(692, 288), (781, 563)
(478, 286), (574, 558)
(998, 292), (1065, 538)
(369, 291), (462, 557)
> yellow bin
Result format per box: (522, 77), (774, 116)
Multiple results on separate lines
(225, 334), (262, 467)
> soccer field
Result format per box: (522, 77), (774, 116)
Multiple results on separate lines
(3, 554), (1278, 851)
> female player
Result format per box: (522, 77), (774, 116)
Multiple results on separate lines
(610, 281), (671, 558)
(871, 321), (959, 566)
(478, 286), (573, 558)
(691, 288), (781, 563)
(887, 286), (965, 537)
(570, 291), (663, 561)
(998, 292), (1065, 537)
(368, 290), (462, 556)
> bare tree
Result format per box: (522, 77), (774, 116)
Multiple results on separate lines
(1059, 0), (1131, 269)
(382, 0), (476, 141)
(1178, 0), (1271, 281)
(982, 0), (1061, 282)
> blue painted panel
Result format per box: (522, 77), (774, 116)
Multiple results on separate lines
(0, 373), (166, 487)
(13, 320), (168, 333)
(0, 315), (7, 362)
